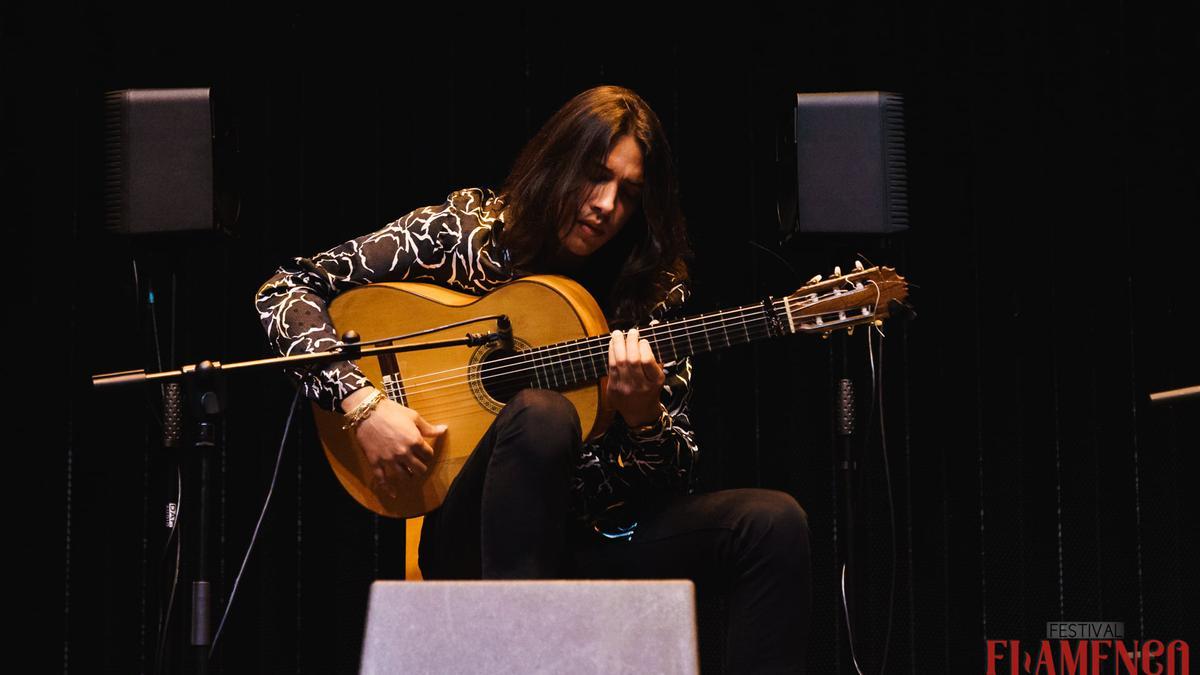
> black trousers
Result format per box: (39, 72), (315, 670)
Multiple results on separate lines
(419, 389), (811, 674)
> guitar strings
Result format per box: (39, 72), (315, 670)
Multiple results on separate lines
(398, 305), (783, 419)
(389, 277), (878, 394)
(412, 319), (784, 420)
(403, 299), (873, 415)
(405, 304), (872, 420)
(400, 298), (867, 404)
(397, 299), (789, 398)
(408, 302), (874, 420)
(394, 297), (790, 387)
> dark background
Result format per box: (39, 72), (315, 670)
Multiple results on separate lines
(7, 2), (1197, 673)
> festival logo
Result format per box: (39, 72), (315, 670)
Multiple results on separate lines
(986, 623), (1190, 675)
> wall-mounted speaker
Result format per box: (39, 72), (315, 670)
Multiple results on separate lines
(791, 91), (908, 235)
(104, 88), (217, 235)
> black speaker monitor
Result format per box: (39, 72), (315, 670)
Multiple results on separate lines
(105, 88), (215, 234)
(793, 91), (908, 235)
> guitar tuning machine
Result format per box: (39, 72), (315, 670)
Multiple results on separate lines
(831, 266), (843, 278)
(806, 274), (823, 286)
(854, 260), (865, 272)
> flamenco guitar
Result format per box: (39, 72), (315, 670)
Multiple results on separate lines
(312, 265), (908, 519)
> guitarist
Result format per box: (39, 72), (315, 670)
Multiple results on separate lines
(255, 85), (810, 672)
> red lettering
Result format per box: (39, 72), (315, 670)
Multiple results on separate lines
(1166, 640), (1189, 675)
(1115, 641), (1139, 674)
(1060, 640), (1088, 675)
(1091, 641), (1112, 675)
(1143, 640), (1165, 675)
(1034, 641), (1058, 675)
(988, 640), (1018, 675)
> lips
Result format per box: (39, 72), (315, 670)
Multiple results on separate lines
(579, 220), (605, 237)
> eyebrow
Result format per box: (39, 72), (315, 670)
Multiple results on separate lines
(593, 165), (644, 188)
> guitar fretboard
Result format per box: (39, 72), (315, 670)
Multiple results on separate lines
(504, 297), (798, 391)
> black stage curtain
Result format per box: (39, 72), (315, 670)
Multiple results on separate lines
(8, 3), (1195, 672)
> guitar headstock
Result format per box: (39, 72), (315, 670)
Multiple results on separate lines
(784, 262), (909, 336)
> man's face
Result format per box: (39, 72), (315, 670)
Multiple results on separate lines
(557, 134), (645, 258)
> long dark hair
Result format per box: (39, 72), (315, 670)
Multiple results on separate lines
(499, 85), (691, 326)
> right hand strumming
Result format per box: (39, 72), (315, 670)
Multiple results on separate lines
(341, 388), (446, 494)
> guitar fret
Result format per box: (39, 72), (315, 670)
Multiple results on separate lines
(566, 340), (580, 386)
(554, 345), (566, 388)
(550, 346), (561, 388)
(581, 340), (590, 382)
(651, 328), (668, 362)
(528, 352), (543, 388)
(532, 349), (545, 388)
(558, 344), (570, 387)
(548, 344), (560, 387)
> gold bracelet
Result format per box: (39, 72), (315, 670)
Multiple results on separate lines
(342, 389), (386, 431)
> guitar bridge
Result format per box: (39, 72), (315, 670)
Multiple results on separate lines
(376, 343), (408, 406)
(381, 372), (408, 407)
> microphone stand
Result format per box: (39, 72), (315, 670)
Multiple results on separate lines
(833, 332), (860, 673)
(1149, 384), (1200, 404)
(93, 317), (513, 673)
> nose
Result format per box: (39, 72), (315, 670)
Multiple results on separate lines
(589, 180), (618, 219)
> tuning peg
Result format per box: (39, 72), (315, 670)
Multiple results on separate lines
(806, 274), (823, 285)
(854, 260), (865, 272)
(831, 266), (842, 278)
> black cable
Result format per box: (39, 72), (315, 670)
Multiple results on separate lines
(841, 322), (896, 675)
(135, 256), (183, 673)
(153, 467), (183, 675)
(746, 239), (801, 284)
(209, 387), (303, 656)
(133, 260), (164, 428)
(871, 326), (897, 675)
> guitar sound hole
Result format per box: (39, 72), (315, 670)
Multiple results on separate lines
(478, 348), (538, 404)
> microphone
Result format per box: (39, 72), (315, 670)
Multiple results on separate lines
(497, 315), (514, 351)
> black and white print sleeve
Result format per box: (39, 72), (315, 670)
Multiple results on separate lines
(253, 188), (511, 411)
(571, 276), (701, 526)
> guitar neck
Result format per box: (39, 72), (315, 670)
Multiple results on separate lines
(519, 297), (797, 391)
(477, 264), (903, 392)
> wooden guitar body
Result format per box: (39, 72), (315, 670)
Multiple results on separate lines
(313, 275), (611, 519)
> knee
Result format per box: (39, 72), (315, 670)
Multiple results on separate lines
(505, 389), (580, 428)
(497, 389), (581, 461)
(738, 489), (810, 556)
